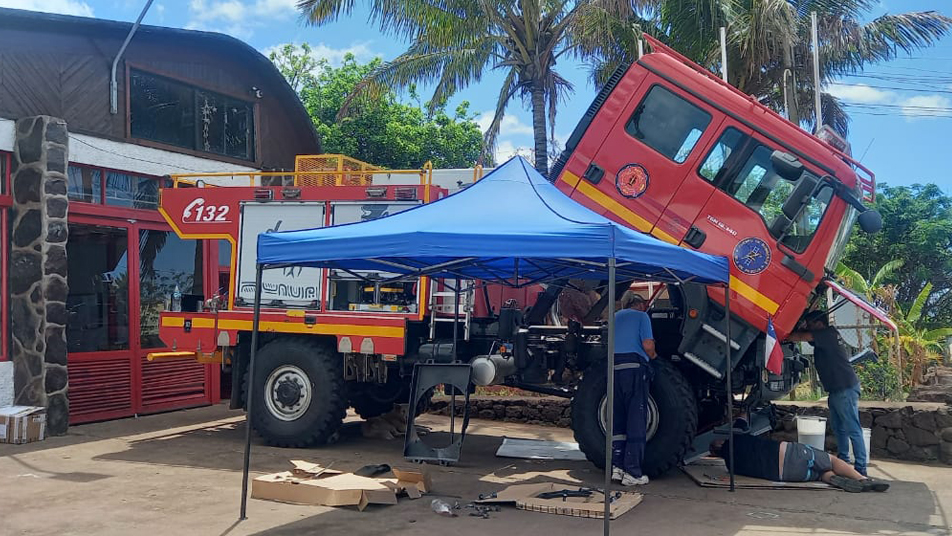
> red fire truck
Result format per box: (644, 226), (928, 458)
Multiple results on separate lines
(151, 37), (885, 476)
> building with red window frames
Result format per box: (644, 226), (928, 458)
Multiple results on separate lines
(0, 7), (320, 433)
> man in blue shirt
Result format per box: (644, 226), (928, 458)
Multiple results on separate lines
(611, 292), (656, 486)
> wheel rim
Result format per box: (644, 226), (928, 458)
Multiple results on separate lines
(598, 393), (660, 442)
(264, 365), (312, 422)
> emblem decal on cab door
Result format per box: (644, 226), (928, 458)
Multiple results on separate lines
(615, 164), (650, 199)
(733, 237), (771, 275)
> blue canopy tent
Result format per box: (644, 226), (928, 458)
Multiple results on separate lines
(240, 157), (734, 532)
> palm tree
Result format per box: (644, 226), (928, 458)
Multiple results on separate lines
(297, 0), (636, 174)
(889, 282), (952, 384)
(584, 1), (952, 135)
(836, 259), (902, 306)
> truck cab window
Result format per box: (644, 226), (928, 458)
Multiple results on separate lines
(781, 185), (832, 253)
(625, 85), (711, 164)
(700, 128), (832, 253)
(699, 127), (745, 181)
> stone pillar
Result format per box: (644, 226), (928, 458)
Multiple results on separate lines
(10, 116), (69, 435)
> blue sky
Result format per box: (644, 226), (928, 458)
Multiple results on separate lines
(4, 0), (951, 194)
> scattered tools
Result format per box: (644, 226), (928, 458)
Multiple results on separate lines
(478, 492), (498, 500)
(536, 488), (594, 501)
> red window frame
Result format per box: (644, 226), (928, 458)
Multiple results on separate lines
(67, 162), (170, 223)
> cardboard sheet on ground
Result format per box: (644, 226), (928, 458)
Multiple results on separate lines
(682, 458), (834, 490)
(252, 462), (432, 510)
(476, 482), (641, 519)
(495, 437), (587, 461)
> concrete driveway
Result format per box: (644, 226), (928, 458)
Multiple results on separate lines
(1, 404), (950, 535)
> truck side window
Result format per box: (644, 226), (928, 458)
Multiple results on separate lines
(701, 128), (833, 253)
(698, 127), (745, 181)
(781, 185), (832, 252)
(625, 85), (711, 164)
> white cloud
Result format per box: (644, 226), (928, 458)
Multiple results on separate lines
(475, 112), (534, 136)
(899, 94), (952, 119)
(261, 42), (376, 68)
(155, 3), (165, 22)
(186, 0), (299, 39)
(0, 0), (93, 16)
(495, 140), (534, 163)
(827, 83), (893, 104)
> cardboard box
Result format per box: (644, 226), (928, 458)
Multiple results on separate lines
(251, 463), (431, 511)
(0, 406), (46, 444)
(476, 482), (642, 520)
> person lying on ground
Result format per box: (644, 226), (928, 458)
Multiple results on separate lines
(709, 434), (889, 493)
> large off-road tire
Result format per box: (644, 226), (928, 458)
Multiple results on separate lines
(571, 359), (698, 478)
(249, 338), (346, 447)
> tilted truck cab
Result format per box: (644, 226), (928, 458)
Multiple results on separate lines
(550, 35), (879, 410)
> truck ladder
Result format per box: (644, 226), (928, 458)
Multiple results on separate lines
(429, 280), (475, 341)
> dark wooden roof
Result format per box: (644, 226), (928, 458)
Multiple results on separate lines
(0, 7), (321, 167)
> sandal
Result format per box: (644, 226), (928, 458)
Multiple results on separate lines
(829, 475), (864, 493)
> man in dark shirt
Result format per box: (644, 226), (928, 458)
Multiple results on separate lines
(709, 435), (888, 492)
(787, 311), (867, 475)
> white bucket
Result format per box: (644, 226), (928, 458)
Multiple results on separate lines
(796, 416), (827, 450)
(848, 427), (872, 462)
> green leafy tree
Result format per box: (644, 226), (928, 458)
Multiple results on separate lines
(843, 184), (952, 327)
(298, 0), (635, 175)
(272, 49), (484, 169)
(582, 1), (952, 135)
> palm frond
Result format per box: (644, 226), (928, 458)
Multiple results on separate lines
(822, 11), (952, 77)
(923, 327), (952, 344)
(480, 67), (523, 164)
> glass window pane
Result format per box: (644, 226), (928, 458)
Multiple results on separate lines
(105, 172), (165, 209)
(139, 230), (204, 348)
(197, 90), (255, 160)
(781, 185), (833, 253)
(66, 224), (129, 352)
(130, 70), (196, 150)
(67, 165), (102, 204)
(625, 85), (712, 163)
(699, 128), (745, 182)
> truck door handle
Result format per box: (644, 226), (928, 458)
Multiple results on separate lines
(582, 163), (604, 185)
(781, 254), (815, 282)
(684, 226), (706, 248)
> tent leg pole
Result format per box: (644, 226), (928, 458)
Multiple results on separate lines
(604, 258), (616, 535)
(725, 287), (735, 492)
(240, 264), (264, 520)
(451, 279), (460, 442)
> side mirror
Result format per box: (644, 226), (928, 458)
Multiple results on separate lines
(771, 150), (804, 182)
(769, 213), (792, 236)
(858, 210), (882, 233)
(781, 173), (819, 219)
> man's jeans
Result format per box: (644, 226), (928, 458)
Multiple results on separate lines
(828, 383), (866, 475)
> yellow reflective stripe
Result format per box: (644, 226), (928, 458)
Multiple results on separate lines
(160, 316), (404, 338)
(561, 171), (653, 233)
(560, 172), (780, 315)
(650, 227), (679, 245)
(730, 276), (780, 315)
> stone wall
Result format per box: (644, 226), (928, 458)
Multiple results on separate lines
(10, 116), (69, 435)
(770, 403), (952, 465)
(429, 397), (952, 465)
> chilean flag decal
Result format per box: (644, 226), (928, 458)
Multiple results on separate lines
(765, 316), (784, 375)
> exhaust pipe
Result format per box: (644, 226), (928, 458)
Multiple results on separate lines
(471, 354), (517, 386)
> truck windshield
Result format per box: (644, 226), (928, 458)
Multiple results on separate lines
(825, 205), (859, 274)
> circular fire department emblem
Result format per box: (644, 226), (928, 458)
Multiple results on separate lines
(733, 237), (771, 275)
(615, 164), (650, 199)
